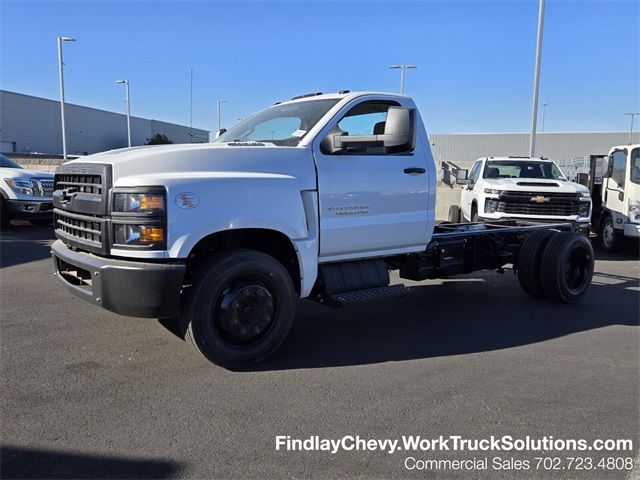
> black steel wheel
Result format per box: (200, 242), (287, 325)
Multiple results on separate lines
(517, 229), (557, 299)
(599, 215), (620, 253)
(540, 232), (594, 303)
(182, 249), (296, 368)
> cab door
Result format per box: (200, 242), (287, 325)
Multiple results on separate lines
(313, 99), (431, 260)
(605, 149), (628, 225)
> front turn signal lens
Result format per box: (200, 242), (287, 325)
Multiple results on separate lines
(139, 226), (165, 243)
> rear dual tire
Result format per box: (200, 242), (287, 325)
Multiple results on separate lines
(518, 231), (594, 303)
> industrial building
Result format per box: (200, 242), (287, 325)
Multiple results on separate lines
(1, 89), (635, 166)
(429, 131), (638, 169)
(0, 90), (209, 156)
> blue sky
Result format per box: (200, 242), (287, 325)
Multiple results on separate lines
(1, 0), (638, 134)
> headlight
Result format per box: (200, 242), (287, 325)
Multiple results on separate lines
(5, 178), (35, 196)
(578, 202), (590, 218)
(629, 199), (640, 223)
(484, 188), (501, 194)
(581, 192), (591, 198)
(484, 198), (499, 213)
(113, 224), (165, 247)
(113, 192), (165, 214)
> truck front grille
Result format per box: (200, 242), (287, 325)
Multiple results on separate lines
(54, 209), (106, 254)
(54, 173), (103, 194)
(497, 191), (581, 216)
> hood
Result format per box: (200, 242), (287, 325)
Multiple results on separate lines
(60, 143), (317, 190)
(483, 177), (589, 194)
(1, 167), (54, 179)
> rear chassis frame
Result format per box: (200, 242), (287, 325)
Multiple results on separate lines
(388, 220), (575, 281)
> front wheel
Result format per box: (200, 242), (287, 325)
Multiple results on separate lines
(182, 249), (296, 368)
(599, 216), (620, 253)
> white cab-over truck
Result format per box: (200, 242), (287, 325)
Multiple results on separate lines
(51, 91), (595, 367)
(453, 156), (591, 231)
(575, 145), (640, 252)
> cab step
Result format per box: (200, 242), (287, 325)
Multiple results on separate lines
(318, 284), (409, 308)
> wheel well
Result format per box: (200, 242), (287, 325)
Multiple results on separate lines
(187, 229), (301, 293)
(471, 201), (477, 214)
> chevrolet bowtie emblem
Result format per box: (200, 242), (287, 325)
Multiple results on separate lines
(531, 195), (550, 203)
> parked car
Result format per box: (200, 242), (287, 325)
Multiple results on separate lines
(453, 156), (591, 232)
(0, 154), (54, 227)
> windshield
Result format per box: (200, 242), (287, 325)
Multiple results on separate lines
(215, 99), (340, 146)
(483, 160), (565, 180)
(631, 148), (640, 184)
(0, 154), (22, 169)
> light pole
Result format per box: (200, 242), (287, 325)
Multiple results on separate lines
(217, 99), (227, 132)
(541, 102), (548, 132)
(115, 80), (131, 147)
(57, 36), (75, 159)
(529, 0), (545, 158)
(625, 113), (640, 144)
(389, 64), (417, 94)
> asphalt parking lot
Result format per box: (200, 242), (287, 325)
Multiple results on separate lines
(1, 224), (639, 479)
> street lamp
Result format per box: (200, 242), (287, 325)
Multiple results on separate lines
(115, 80), (132, 147)
(389, 64), (417, 94)
(625, 113), (640, 144)
(57, 36), (76, 159)
(541, 102), (548, 132)
(217, 99), (227, 132)
(529, 0), (545, 157)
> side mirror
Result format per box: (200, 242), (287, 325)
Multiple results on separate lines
(456, 169), (470, 185)
(215, 128), (227, 139)
(332, 107), (414, 153)
(576, 172), (589, 186)
(602, 156), (612, 178)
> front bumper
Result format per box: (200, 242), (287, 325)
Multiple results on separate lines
(6, 199), (53, 220)
(478, 216), (590, 233)
(51, 240), (186, 318)
(623, 223), (640, 238)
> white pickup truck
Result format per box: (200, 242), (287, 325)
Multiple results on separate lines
(51, 91), (595, 367)
(452, 156), (591, 231)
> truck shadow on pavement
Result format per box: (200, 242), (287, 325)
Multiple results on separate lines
(242, 263), (639, 371)
(0, 223), (56, 268)
(0, 445), (182, 479)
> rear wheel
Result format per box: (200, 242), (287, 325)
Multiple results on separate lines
(517, 229), (557, 298)
(540, 232), (594, 303)
(448, 205), (461, 223)
(599, 215), (620, 253)
(182, 249), (296, 368)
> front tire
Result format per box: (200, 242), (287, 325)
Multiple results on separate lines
(182, 249), (296, 368)
(540, 232), (594, 303)
(0, 197), (10, 229)
(599, 215), (620, 253)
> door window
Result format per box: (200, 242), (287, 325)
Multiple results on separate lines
(330, 101), (403, 155)
(610, 150), (627, 189)
(469, 161), (482, 182)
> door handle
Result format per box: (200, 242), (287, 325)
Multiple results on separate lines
(404, 167), (426, 175)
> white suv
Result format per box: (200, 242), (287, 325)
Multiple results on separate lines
(0, 154), (54, 228)
(456, 156), (591, 231)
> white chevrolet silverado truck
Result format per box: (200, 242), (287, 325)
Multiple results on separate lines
(453, 156), (592, 230)
(51, 91), (595, 367)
